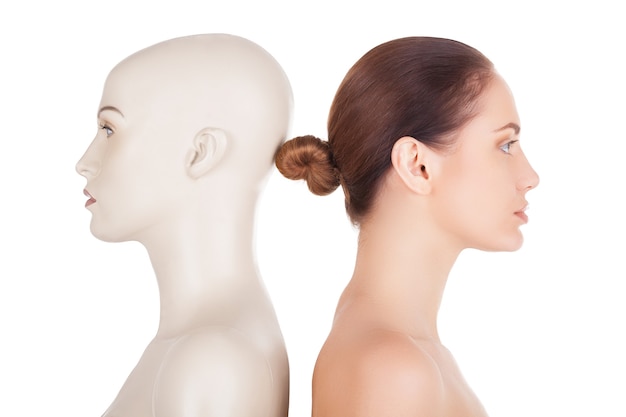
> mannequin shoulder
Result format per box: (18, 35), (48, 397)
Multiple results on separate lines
(153, 327), (275, 417)
(314, 331), (446, 417)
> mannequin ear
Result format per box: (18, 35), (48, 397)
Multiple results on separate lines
(390, 136), (433, 195)
(185, 127), (228, 179)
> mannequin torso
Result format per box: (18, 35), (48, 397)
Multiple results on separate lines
(103, 316), (287, 417)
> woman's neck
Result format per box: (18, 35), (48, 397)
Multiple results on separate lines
(336, 194), (462, 342)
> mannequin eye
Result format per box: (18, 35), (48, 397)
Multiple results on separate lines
(99, 123), (114, 138)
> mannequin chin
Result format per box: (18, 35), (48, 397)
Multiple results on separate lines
(76, 34), (293, 417)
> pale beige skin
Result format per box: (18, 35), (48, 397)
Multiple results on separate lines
(76, 34), (293, 417)
(312, 74), (539, 417)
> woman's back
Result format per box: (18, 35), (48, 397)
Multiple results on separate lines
(312, 293), (488, 417)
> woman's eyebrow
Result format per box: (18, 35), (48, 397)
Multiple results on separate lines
(494, 122), (520, 135)
(98, 106), (125, 118)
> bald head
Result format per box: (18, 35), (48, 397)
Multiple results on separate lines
(100, 34), (293, 181)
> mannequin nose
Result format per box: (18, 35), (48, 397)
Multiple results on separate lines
(75, 157), (91, 178)
(76, 139), (102, 179)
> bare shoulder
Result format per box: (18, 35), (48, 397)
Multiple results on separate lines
(314, 330), (446, 417)
(153, 327), (276, 417)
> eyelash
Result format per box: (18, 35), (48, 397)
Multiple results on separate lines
(500, 140), (518, 154)
(98, 123), (114, 138)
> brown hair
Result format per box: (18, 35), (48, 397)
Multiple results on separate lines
(275, 37), (494, 224)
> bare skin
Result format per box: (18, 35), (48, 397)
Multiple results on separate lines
(312, 75), (538, 417)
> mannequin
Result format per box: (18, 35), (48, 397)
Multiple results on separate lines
(76, 34), (293, 417)
(276, 37), (539, 416)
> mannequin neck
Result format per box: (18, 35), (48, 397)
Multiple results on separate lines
(138, 188), (266, 338)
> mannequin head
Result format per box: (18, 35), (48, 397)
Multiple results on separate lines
(276, 36), (538, 251)
(77, 34), (293, 242)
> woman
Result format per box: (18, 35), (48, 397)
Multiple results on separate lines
(275, 37), (539, 416)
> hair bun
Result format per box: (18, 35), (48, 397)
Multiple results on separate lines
(275, 135), (340, 196)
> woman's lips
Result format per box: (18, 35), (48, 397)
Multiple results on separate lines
(515, 211), (528, 223)
(84, 189), (96, 207)
(515, 205), (528, 224)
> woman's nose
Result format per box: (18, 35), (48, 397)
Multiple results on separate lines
(517, 152), (540, 191)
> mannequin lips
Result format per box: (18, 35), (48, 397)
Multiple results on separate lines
(84, 189), (96, 207)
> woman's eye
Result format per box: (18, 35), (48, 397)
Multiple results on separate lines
(499, 140), (518, 154)
(99, 123), (114, 138)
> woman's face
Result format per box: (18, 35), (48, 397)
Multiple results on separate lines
(430, 74), (539, 252)
(75, 63), (192, 243)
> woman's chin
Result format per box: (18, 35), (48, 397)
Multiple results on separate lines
(472, 232), (524, 253)
(497, 233), (524, 252)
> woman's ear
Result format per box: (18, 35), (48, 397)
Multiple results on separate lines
(185, 127), (228, 179)
(390, 136), (433, 195)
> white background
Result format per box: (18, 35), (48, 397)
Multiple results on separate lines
(1, 1), (624, 416)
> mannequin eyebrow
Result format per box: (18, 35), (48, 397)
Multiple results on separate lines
(98, 106), (125, 118)
(494, 122), (520, 135)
